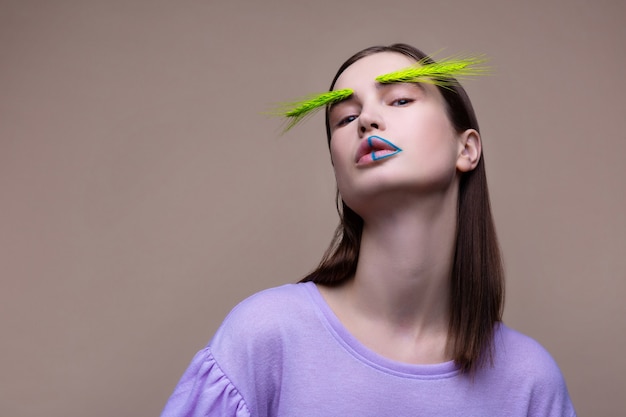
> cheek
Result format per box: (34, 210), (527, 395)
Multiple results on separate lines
(415, 105), (455, 133)
(329, 140), (353, 191)
(412, 109), (458, 152)
(329, 135), (350, 167)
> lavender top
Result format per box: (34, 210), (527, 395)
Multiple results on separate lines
(161, 282), (576, 417)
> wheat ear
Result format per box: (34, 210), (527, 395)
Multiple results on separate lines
(270, 88), (353, 132)
(376, 56), (489, 86)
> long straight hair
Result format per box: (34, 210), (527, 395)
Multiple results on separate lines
(300, 44), (505, 374)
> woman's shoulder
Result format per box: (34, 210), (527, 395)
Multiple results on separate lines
(223, 282), (313, 324)
(160, 285), (311, 417)
(205, 282), (320, 403)
(209, 282), (316, 349)
(492, 324), (570, 390)
(490, 324), (576, 416)
(495, 324), (561, 367)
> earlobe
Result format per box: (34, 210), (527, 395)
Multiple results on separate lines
(456, 129), (481, 172)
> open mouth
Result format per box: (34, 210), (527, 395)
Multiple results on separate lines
(356, 135), (402, 165)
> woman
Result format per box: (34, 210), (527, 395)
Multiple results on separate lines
(161, 44), (576, 417)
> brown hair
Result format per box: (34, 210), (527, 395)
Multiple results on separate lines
(300, 44), (505, 374)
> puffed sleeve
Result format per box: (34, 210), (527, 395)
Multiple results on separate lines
(160, 347), (251, 417)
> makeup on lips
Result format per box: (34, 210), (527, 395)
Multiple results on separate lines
(355, 136), (403, 166)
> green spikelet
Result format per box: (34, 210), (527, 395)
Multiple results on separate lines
(271, 88), (353, 132)
(376, 56), (489, 86)
(269, 55), (488, 132)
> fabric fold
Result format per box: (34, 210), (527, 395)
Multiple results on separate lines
(161, 348), (250, 417)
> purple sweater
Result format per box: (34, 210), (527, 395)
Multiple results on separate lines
(161, 282), (576, 417)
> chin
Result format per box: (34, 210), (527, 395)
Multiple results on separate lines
(339, 175), (459, 215)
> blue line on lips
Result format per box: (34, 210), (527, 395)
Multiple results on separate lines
(355, 135), (403, 165)
(368, 135), (402, 161)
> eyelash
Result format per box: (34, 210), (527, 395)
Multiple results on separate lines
(391, 97), (414, 106)
(337, 115), (357, 127)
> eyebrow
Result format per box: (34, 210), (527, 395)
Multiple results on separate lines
(376, 80), (426, 92)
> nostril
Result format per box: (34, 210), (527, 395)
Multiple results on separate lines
(361, 123), (378, 133)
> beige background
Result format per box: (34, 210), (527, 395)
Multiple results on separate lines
(1, 0), (625, 416)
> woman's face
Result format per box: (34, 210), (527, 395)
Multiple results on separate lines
(328, 52), (477, 216)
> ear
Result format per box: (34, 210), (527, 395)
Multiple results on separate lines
(456, 129), (481, 173)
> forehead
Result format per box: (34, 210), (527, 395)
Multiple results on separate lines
(333, 52), (416, 91)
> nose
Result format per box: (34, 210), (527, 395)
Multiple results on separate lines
(358, 106), (385, 136)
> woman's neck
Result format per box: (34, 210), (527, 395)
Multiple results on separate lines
(351, 191), (457, 328)
(319, 186), (460, 364)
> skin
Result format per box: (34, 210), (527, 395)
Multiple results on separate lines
(319, 52), (481, 365)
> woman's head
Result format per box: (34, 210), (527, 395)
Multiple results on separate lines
(326, 50), (482, 218)
(302, 44), (504, 374)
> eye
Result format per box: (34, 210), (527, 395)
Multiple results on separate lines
(336, 114), (358, 127)
(391, 97), (414, 106)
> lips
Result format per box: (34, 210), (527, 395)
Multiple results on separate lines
(355, 135), (402, 165)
